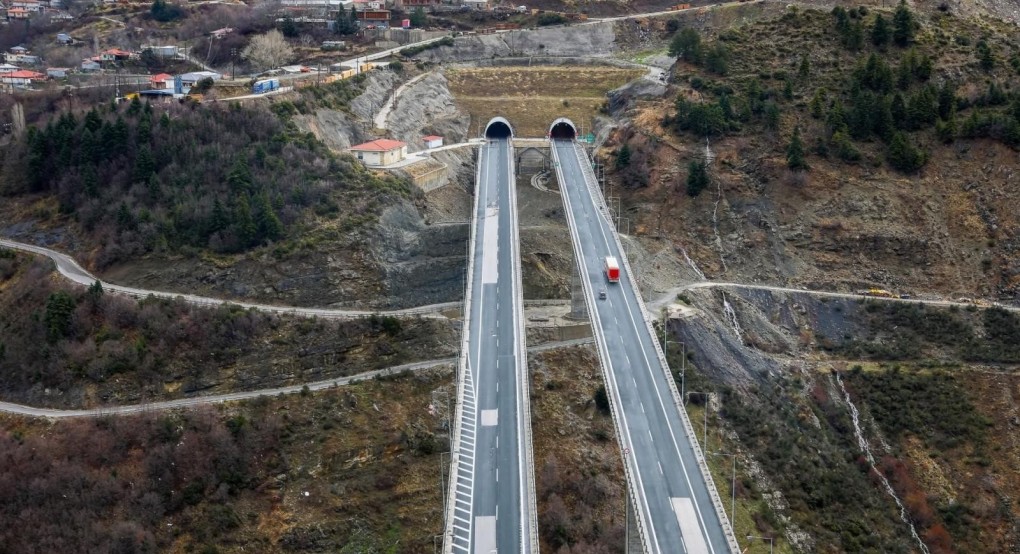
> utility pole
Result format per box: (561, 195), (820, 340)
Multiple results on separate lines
(661, 313), (686, 400)
(230, 47), (237, 80)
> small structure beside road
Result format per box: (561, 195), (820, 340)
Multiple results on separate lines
(423, 135), (443, 149)
(350, 138), (407, 167)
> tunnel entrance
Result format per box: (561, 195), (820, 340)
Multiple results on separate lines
(548, 118), (578, 140)
(484, 117), (514, 139)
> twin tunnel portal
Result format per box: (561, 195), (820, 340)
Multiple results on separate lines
(482, 116), (578, 140)
(445, 117), (738, 554)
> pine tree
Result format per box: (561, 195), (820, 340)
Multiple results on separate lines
(86, 280), (104, 305)
(254, 191), (284, 242)
(137, 117), (152, 144)
(227, 158), (253, 192)
(234, 196), (257, 248)
(409, 6), (426, 27)
(832, 6), (849, 33)
(874, 96), (896, 142)
(669, 28), (703, 64)
(896, 61), (912, 90)
(798, 55), (810, 80)
(210, 198), (229, 233)
(832, 130), (861, 162)
(976, 39), (995, 71)
(615, 143), (631, 169)
(907, 87), (938, 130)
(685, 160), (709, 197)
(79, 129), (97, 163)
(704, 43), (729, 75)
(827, 99), (848, 133)
(887, 131), (927, 172)
(893, 0), (915, 47)
(84, 109), (102, 132)
(786, 126), (808, 170)
(44, 291), (76, 342)
(133, 145), (155, 183)
(843, 20), (865, 51)
(783, 79), (793, 100)
(937, 83), (956, 120)
(116, 202), (135, 231)
(764, 102), (780, 130)
(719, 92), (733, 120)
(871, 14), (890, 47)
(891, 93), (907, 129)
(936, 110), (957, 144)
(810, 88), (826, 119)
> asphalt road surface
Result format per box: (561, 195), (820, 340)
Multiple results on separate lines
(553, 139), (735, 554)
(448, 138), (535, 554)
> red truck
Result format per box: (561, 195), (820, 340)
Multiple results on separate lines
(604, 256), (620, 283)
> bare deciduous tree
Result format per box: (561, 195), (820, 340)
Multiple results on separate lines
(241, 30), (294, 72)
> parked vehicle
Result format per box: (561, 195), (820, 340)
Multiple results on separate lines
(252, 78), (279, 94)
(604, 256), (620, 283)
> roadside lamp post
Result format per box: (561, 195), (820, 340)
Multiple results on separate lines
(661, 313), (686, 400)
(746, 535), (774, 554)
(711, 451), (737, 527)
(686, 391), (710, 451)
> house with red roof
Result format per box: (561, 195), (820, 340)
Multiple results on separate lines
(149, 73), (173, 89)
(350, 139), (407, 167)
(1, 69), (46, 85)
(99, 48), (135, 62)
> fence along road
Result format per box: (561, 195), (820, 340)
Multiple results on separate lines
(444, 126), (537, 554)
(551, 135), (739, 554)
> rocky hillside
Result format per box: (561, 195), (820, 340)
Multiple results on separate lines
(604, 2), (1020, 302)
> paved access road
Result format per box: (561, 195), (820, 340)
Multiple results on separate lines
(553, 139), (736, 554)
(447, 138), (536, 554)
(0, 239), (458, 320)
(0, 338), (592, 419)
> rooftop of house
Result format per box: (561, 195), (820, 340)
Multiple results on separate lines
(5, 70), (45, 78)
(351, 139), (407, 151)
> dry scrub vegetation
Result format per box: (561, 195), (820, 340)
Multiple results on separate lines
(529, 345), (626, 553)
(0, 249), (457, 408)
(0, 368), (452, 553)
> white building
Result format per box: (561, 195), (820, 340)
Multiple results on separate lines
(423, 135), (443, 149)
(178, 70), (221, 85)
(350, 139), (407, 167)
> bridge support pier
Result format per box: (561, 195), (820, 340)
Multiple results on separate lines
(568, 266), (588, 320)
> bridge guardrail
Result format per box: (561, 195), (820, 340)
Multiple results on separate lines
(442, 143), (484, 554)
(550, 143), (655, 554)
(571, 141), (740, 553)
(507, 143), (541, 554)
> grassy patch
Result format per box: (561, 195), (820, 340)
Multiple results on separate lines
(446, 66), (643, 137)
